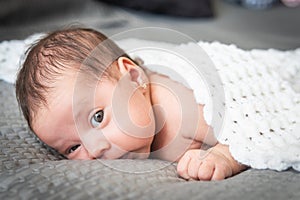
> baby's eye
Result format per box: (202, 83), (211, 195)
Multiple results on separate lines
(91, 110), (104, 128)
(68, 144), (81, 154)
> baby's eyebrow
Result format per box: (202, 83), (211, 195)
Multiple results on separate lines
(72, 101), (99, 129)
(72, 98), (90, 119)
(73, 107), (86, 123)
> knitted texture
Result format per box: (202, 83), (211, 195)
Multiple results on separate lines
(200, 42), (300, 171)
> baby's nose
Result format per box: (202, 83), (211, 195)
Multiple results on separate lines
(87, 141), (111, 159)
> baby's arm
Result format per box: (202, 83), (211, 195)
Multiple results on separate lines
(177, 143), (247, 181)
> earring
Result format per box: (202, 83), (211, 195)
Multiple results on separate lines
(141, 83), (147, 90)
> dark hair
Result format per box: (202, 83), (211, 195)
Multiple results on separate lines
(16, 27), (131, 130)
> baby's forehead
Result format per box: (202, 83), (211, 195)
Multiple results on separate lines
(48, 69), (103, 102)
(43, 60), (117, 109)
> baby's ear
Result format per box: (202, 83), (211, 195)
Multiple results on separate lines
(117, 57), (144, 85)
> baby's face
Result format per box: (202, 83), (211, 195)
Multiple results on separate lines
(33, 69), (155, 160)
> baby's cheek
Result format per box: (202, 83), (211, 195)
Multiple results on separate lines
(128, 93), (150, 125)
(128, 91), (154, 130)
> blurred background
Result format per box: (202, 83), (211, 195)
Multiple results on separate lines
(0, 0), (299, 50)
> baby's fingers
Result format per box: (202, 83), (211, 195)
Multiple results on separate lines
(187, 157), (203, 180)
(177, 152), (192, 180)
(211, 163), (232, 181)
(197, 161), (215, 181)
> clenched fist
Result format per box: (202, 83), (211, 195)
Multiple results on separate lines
(177, 143), (247, 181)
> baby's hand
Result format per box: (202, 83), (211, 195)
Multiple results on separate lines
(177, 143), (246, 181)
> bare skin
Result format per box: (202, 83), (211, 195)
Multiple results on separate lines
(33, 57), (246, 181)
(147, 71), (246, 180)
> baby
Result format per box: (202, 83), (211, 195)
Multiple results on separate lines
(15, 27), (246, 181)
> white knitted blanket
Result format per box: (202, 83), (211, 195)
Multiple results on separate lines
(117, 39), (300, 172)
(1, 35), (299, 171)
(202, 43), (300, 171)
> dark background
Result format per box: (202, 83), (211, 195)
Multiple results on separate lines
(0, 0), (299, 50)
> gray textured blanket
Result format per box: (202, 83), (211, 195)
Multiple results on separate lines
(0, 80), (300, 199)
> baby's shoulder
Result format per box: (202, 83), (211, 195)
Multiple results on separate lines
(149, 72), (204, 160)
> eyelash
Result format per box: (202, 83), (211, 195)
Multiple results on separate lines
(67, 144), (81, 154)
